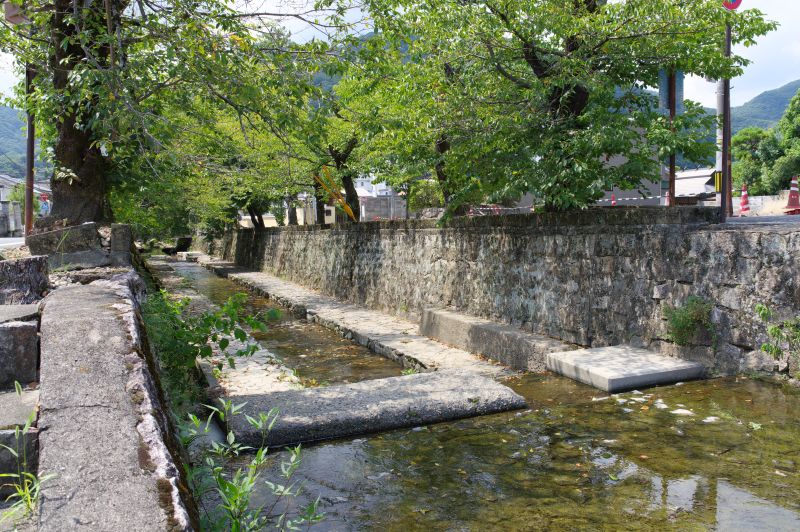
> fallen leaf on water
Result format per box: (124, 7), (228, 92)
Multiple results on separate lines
(640, 455), (650, 460)
(609, 473), (619, 481)
(775, 470), (788, 477)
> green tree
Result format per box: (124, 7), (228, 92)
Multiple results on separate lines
(0, 0), (342, 226)
(8, 184), (40, 221)
(362, 0), (775, 211)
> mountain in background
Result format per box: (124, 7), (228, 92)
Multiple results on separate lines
(699, 79), (800, 134)
(732, 79), (800, 132)
(0, 106), (51, 181)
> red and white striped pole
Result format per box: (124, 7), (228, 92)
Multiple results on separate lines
(786, 176), (800, 215)
(739, 183), (750, 216)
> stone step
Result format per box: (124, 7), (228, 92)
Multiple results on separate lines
(420, 308), (577, 372)
(0, 304), (39, 324)
(546, 346), (705, 393)
(0, 388), (39, 496)
(228, 370), (527, 447)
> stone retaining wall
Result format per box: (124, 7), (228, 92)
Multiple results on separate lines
(204, 208), (800, 375)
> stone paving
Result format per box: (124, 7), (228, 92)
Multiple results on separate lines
(195, 255), (512, 379)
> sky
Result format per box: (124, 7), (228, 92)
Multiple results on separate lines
(0, 1), (796, 107)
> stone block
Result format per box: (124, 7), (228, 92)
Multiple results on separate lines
(48, 250), (112, 270)
(546, 345), (706, 393)
(110, 223), (132, 252)
(0, 321), (38, 388)
(420, 308), (577, 372)
(26, 222), (102, 256)
(0, 388), (39, 495)
(0, 256), (49, 305)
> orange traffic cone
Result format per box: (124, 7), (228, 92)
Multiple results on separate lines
(786, 176), (800, 215)
(739, 183), (750, 216)
(611, 194), (617, 207)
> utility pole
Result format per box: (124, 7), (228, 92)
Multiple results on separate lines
(721, 22), (732, 222)
(24, 65), (34, 235)
(668, 70), (677, 205)
(720, 0), (742, 222)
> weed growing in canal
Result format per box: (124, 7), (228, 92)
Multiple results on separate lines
(181, 399), (324, 531)
(0, 383), (53, 524)
(402, 367), (420, 375)
(756, 304), (800, 369)
(664, 296), (716, 347)
(142, 290), (267, 412)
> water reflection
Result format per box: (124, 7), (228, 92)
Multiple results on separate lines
(232, 375), (800, 530)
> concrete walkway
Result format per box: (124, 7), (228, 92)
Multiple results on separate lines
(38, 276), (193, 530)
(196, 256), (512, 378)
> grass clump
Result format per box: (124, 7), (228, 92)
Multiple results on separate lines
(664, 296), (715, 346)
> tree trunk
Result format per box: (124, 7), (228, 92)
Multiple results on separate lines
(286, 195), (298, 225)
(45, 0), (110, 226)
(340, 172), (360, 222)
(328, 138), (360, 222)
(314, 182), (327, 224)
(435, 135), (452, 203)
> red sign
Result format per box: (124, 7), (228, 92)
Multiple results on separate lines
(39, 193), (49, 202)
(723, 0), (742, 10)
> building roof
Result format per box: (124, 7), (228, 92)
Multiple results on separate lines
(676, 176), (715, 198)
(0, 174), (51, 194)
(676, 167), (715, 180)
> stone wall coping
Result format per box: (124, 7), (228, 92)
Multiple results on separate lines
(237, 207), (721, 235)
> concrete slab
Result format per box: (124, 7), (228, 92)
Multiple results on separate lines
(420, 308), (577, 371)
(228, 370), (527, 447)
(0, 304), (39, 324)
(546, 346), (705, 392)
(38, 282), (193, 530)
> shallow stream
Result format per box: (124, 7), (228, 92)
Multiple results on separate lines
(171, 262), (800, 530)
(169, 262), (403, 386)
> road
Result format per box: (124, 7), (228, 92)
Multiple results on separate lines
(724, 215), (800, 226)
(0, 237), (24, 250)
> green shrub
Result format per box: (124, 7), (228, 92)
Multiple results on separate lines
(664, 296), (715, 346)
(756, 304), (800, 368)
(142, 290), (266, 413)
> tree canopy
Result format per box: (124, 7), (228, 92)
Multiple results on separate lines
(0, 0), (777, 233)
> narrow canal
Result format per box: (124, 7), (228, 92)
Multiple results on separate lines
(169, 262), (403, 386)
(170, 262), (800, 531)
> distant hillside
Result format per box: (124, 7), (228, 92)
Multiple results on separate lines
(701, 79), (800, 134)
(733, 79), (800, 132)
(0, 106), (26, 177)
(0, 105), (50, 180)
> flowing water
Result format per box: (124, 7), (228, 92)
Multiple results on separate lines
(171, 262), (800, 530)
(169, 262), (403, 385)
